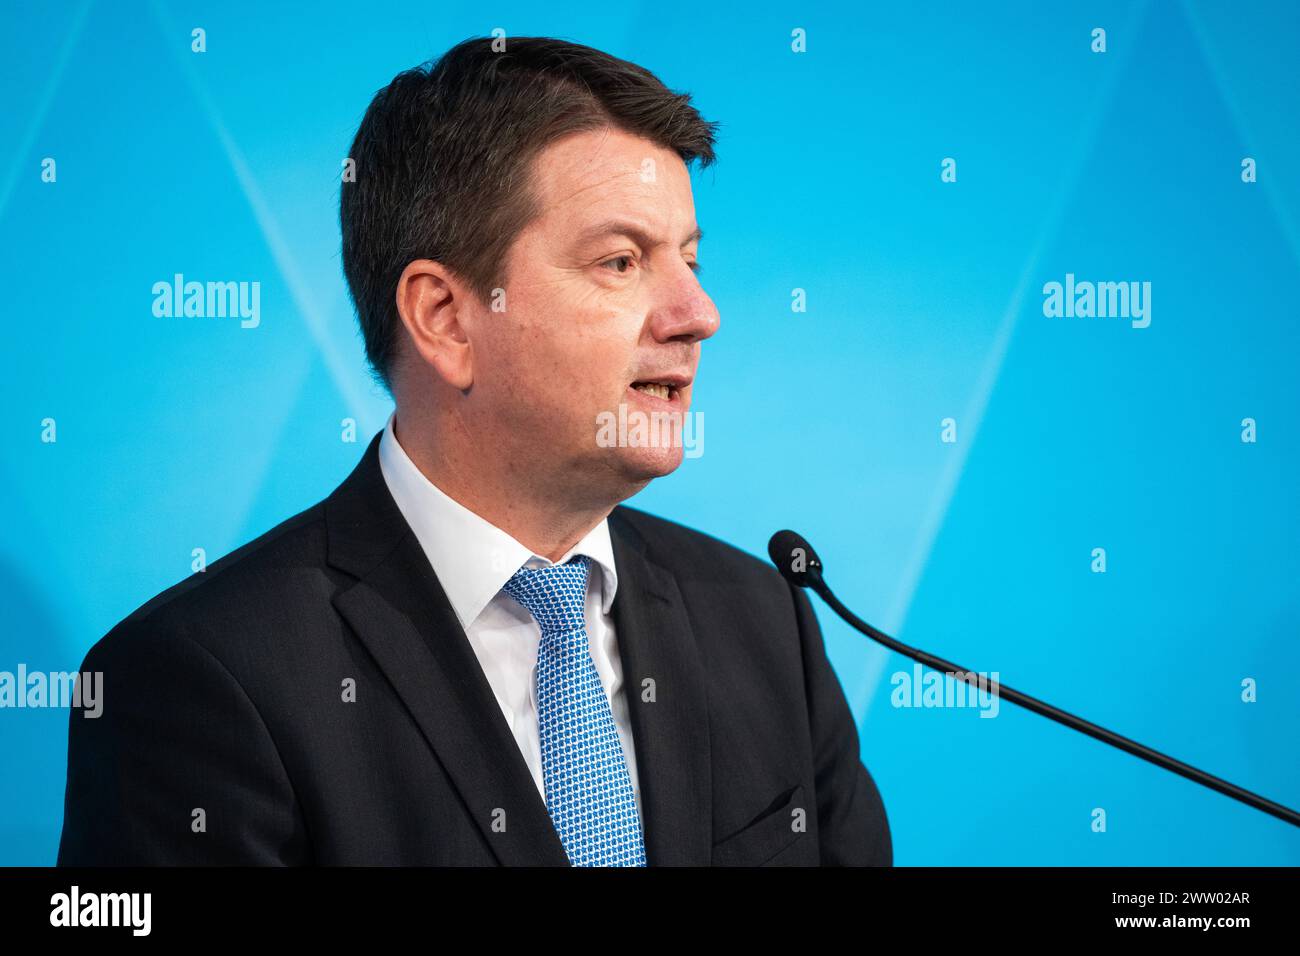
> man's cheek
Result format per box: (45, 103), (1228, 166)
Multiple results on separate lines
(572, 326), (635, 381)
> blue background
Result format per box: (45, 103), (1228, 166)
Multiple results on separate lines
(3, 0), (1298, 865)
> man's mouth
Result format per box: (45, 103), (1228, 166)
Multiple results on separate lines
(628, 374), (691, 404)
(630, 381), (675, 400)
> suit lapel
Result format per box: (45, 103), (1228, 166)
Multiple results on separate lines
(609, 508), (713, 865)
(326, 433), (568, 866)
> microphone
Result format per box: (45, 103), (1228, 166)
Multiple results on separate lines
(768, 529), (1300, 829)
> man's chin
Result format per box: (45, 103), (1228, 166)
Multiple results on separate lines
(610, 445), (685, 486)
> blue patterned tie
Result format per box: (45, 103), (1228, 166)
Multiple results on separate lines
(501, 556), (647, 867)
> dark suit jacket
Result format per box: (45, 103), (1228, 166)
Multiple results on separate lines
(57, 432), (891, 866)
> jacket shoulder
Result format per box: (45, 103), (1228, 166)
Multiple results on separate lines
(86, 498), (333, 668)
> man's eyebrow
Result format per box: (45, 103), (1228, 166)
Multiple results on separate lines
(573, 219), (704, 248)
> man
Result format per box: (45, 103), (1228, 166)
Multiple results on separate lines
(58, 36), (891, 866)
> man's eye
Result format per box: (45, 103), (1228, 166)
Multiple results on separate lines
(688, 261), (702, 275)
(602, 255), (634, 274)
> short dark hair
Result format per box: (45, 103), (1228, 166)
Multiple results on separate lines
(340, 36), (718, 389)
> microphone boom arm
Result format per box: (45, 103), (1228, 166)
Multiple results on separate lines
(769, 527), (1300, 830)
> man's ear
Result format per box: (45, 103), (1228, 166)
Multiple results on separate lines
(394, 258), (475, 390)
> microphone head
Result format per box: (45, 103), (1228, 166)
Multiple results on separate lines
(767, 530), (824, 588)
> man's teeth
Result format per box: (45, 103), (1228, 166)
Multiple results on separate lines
(632, 383), (672, 400)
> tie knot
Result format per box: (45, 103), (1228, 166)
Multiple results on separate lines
(502, 556), (592, 637)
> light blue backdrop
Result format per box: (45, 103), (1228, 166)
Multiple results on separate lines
(3, 0), (1298, 865)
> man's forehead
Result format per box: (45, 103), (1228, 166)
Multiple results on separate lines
(530, 128), (691, 214)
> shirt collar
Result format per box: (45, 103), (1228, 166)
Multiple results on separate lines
(377, 411), (619, 629)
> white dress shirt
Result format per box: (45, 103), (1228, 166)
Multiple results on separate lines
(377, 412), (643, 820)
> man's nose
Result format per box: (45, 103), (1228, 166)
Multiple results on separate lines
(648, 262), (721, 344)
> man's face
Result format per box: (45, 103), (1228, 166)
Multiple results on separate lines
(464, 126), (720, 500)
